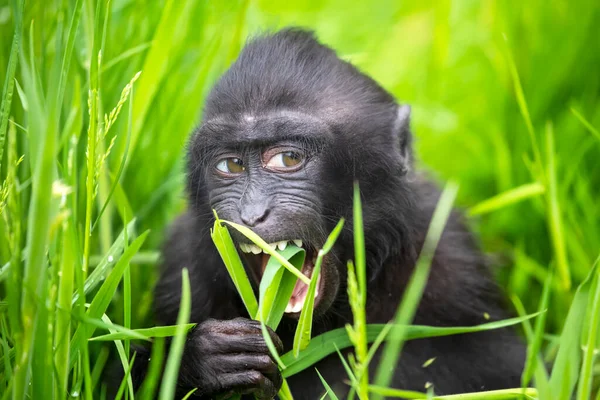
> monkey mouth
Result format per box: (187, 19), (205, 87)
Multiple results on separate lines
(239, 240), (323, 315)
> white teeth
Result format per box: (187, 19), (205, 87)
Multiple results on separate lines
(239, 240), (302, 254)
(285, 274), (321, 314)
(239, 243), (260, 254)
(285, 301), (304, 314)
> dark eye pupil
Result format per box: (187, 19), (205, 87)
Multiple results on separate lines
(227, 158), (244, 172)
(282, 152), (301, 167)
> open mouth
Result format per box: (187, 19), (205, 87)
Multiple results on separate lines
(239, 239), (322, 315)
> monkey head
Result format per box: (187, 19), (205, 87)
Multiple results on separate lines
(186, 29), (415, 319)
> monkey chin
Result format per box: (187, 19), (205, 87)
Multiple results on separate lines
(239, 241), (338, 318)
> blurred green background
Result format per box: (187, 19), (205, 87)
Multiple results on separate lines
(0, 0), (599, 396)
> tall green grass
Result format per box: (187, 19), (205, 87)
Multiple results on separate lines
(0, 0), (599, 398)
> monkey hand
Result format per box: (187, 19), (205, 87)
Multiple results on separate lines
(186, 318), (283, 399)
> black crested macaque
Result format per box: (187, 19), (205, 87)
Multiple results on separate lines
(148, 28), (526, 398)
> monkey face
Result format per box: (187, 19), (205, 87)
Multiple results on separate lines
(186, 103), (413, 320)
(188, 110), (343, 318)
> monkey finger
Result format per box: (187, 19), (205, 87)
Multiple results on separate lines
(203, 318), (263, 335)
(217, 354), (279, 374)
(263, 368), (283, 395)
(231, 320), (284, 355)
(254, 374), (279, 400)
(202, 331), (275, 354)
(258, 323), (284, 355)
(199, 330), (283, 357)
(202, 319), (284, 354)
(216, 371), (277, 399)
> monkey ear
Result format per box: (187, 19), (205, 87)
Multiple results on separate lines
(392, 104), (412, 174)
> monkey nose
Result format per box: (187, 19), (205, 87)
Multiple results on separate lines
(240, 205), (270, 227)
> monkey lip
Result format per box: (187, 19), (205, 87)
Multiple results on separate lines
(241, 244), (323, 316)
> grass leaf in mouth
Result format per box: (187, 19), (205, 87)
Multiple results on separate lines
(210, 212), (259, 318)
(294, 218), (345, 358)
(259, 245), (306, 329)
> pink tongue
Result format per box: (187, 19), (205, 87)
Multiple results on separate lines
(291, 280), (309, 300)
(284, 253), (317, 314)
(286, 280), (309, 314)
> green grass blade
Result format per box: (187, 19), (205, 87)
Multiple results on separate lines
(365, 323), (393, 366)
(322, 219), (345, 252)
(545, 123), (570, 290)
(368, 385), (538, 399)
(259, 321), (286, 370)
(350, 183), (369, 398)
(334, 345), (358, 387)
(281, 313), (537, 377)
(114, 352), (136, 400)
(259, 245), (304, 328)
(72, 219), (137, 304)
(54, 216), (77, 398)
(82, 0), (103, 288)
(100, 314), (135, 400)
(353, 183), (366, 301)
(137, 337), (165, 400)
(469, 182), (545, 216)
(210, 216), (258, 317)
(521, 269), (552, 388)
(14, 17), (56, 400)
(122, 211), (132, 398)
(102, 42), (152, 72)
(69, 230), (149, 366)
(571, 107), (600, 141)
(549, 258), (599, 398)
(3, 122), (22, 392)
(503, 36), (543, 174)
(345, 259), (366, 399)
(222, 220), (311, 284)
(181, 388), (199, 400)
(90, 324), (196, 341)
(107, 180), (135, 227)
(316, 369), (340, 400)
(575, 255), (600, 400)
(373, 182), (458, 394)
(0, 0), (24, 171)
(91, 72), (139, 231)
(159, 268), (191, 400)
(278, 380), (294, 400)
(368, 385), (427, 399)
(82, 315), (149, 342)
(0, 316), (14, 380)
(52, 0), (84, 121)
(293, 257), (320, 357)
(89, 347), (110, 394)
(510, 296), (550, 398)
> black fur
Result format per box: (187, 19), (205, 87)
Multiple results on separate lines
(145, 28), (526, 399)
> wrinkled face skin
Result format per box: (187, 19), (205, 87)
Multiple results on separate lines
(190, 110), (345, 318)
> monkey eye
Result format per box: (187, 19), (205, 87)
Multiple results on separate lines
(215, 157), (245, 175)
(264, 150), (305, 172)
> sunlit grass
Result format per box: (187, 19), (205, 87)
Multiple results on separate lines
(0, 0), (599, 398)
